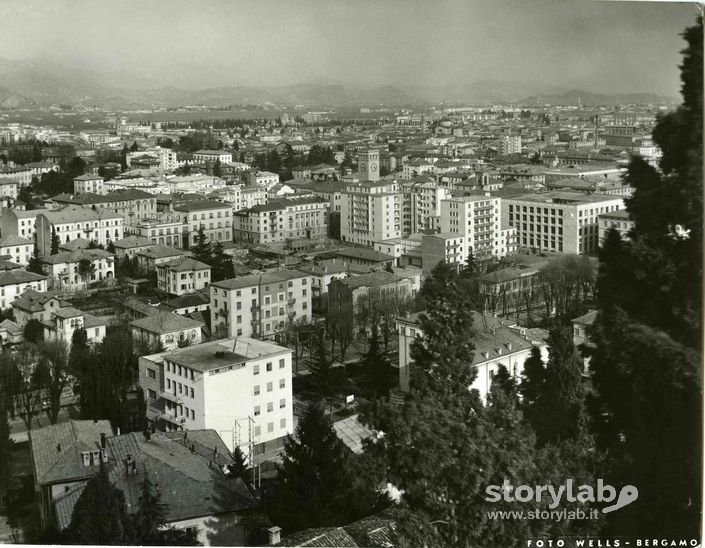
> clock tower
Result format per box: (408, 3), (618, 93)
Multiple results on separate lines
(357, 149), (380, 182)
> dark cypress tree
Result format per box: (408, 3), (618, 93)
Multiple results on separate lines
(65, 463), (131, 545)
(27, 242), (44, 275)
(519, 346), (545, 405)
(267, 404), (376, 533)
(361, 327), (393, 399)
(50, 227), (60, 255)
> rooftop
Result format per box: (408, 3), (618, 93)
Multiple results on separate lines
(153, 337), (289, 373)
(38, 205), (122, 224)
(130, 310), (203, 334)
(158, 257), (211, 272)
(173, 200), (231, 212)
(0, 269), (47, 287)
(212, 269), (308, 290)
(0, 235), (32, 247)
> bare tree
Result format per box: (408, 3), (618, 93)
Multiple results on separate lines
(13, 344), (43, 431)
(34, 340), (71, 424)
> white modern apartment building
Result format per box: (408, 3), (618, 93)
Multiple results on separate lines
(341, 180), (402, 246)
(138, 337), (294, 458)
(498, 135), (522, 156)
(193, 150), (233, 164)
(210, 270), (312, 340)
(502, 191), (625, 255)
(401, 180), (452, 235)
(73, 174), (104, 195)
(440, 195), (505, 261)
(173, 200), (233, 248)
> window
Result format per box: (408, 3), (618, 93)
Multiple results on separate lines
(191, 409), (195, 420)
(279, 398), (286, 409)
(266, 362), (272, 372)
(146, 368), (156, 379)
(148, 389), (157, 399)
(280, 418), (287, 429)
(266, 382), (272, 392)
(254, 385), (260, 396)
(279, 359), (285, 369)
(268, 422), (274, 433)
(254, 405), (261, 416)
(190, 387), (194, 398)
(279, 378), (285, 389)
(253, 364), (260, 375)
(167, 379), (171, 389)
(254, 426), (261, 437)
(267, 402), (273, 413)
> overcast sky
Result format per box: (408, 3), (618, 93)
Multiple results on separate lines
(1, 0), (698, 95)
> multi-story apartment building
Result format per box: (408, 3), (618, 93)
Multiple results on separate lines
(210, 270), (312, 340)
(131, 310), (203, 352)
(341, 180), (402, 246)
(138, 337), (294, 457)
(597, 209), (634, 243)
(156, 257), (211, 296)
(401, 179), (452, 235)
(0, 270), (48, 311)
(232, 196), (328, 245)
(136, 245), (188, 273)
(52, 189), (157, 226)
(248, 171), (280, 189)
(498, 135), (522, 156)
(241, 186), (268, 210)
(0, 178), (19, 200)
(173, 200), (233, 248)
(502, 191), (625, 255)
(35, 206), (124, 256)
(439, 195), (503, 261)
(73, 174), (104, 195)
(419, 233), (466, 273)
(0, 165), (32, 186)
(402, 159), (434, 180)
(127, 218), (185, 248)
(0, 207), (42, 240)
(0, 235), (33, 266)
(126, 146), (179, 170)
(192, 150), (233, 164)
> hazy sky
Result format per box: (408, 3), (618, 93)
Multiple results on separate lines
(1, 0), (698, 95)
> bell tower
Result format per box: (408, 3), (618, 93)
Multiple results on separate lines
(357, 149), (380, 182)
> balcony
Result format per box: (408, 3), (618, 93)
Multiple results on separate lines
(251, 304), (261, 312)
(160, 390), (182, 403)
(287, 298), (296, 305)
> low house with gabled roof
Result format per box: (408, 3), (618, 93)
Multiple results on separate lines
(40, 248), (116, 292)
(12, 289), (68, 328)
(42, 306), (108, 346)
(130, 310), (203, 351)
(0, 270), (48, 311)
(30, 422), (257, 544)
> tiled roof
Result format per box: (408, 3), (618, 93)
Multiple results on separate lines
(165, 292), (210, 309)
(158, 257), (211, 272)
(38, 205), (122, 223)
(572, 309), (598, 326)
(29, 420), (113, 486)
(212, 269), (308, 290)
(333, 248), (394, 263)
(279, 513), (398, 547)
(113, 235), (154, 249)
(0, 269), (46, 287)
(136, 245), (186, 260)
(53, 430), (257, 530)
(335, 271), (408, 290)
(0, 235), (32, 247)
(0, 259), (23, 271)
(173, 200), (230, 212)
(40, 248), (114, 265)
(58, 237), (91, 251)
(130, 311), (203, 334)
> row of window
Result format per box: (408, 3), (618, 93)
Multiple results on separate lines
(253, 378), (286, 394)
(254, 399), (287, 415)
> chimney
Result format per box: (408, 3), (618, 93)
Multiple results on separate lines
(56, 443), (61, 453)
(125, 454), (133, 475)
(81, 451), (90, 467)
(268, 526), (282, 546)
(143, 430), (151, 441)
(100, 433), (106, 449)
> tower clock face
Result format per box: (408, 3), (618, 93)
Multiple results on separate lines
(370, 163), (378, 171)
(359, 163), (366, 171)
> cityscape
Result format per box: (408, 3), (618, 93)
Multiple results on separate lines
(0, 1), (700, 546)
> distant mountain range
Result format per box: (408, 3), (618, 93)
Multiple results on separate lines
(0, 56), (678, 109)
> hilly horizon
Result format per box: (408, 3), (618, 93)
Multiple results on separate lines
(0, 57), (679, 109)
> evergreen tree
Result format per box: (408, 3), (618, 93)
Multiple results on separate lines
(65, 463), (131, 545)
(27, 242), (44, 275)
(267, 404), (378, 533)
(191, 225), (210, 264)
(130, 470), (167, 544)
(0, 389), (12, 496)
(361, 327), (393, 398)
(519, 346), (545, 405)
(231, 446), (248, 482)
(50, 227), (60, 255)
(587, 19), (702, 537)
